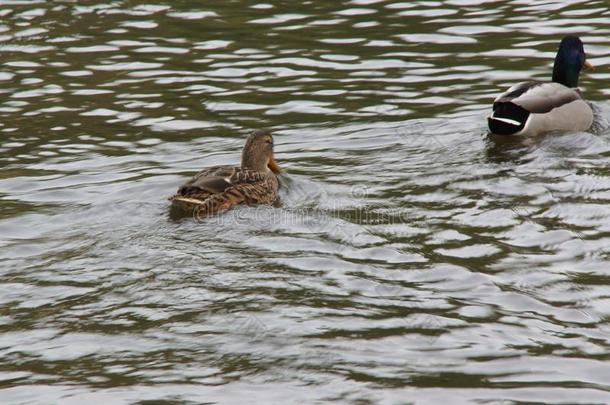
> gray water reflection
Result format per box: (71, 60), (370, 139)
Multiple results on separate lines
(2, 1), (610, 404)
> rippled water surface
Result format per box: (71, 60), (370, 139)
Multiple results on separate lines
(2, 1), (610, 404)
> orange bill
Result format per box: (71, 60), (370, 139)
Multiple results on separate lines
(268, 156), (281, 174)
(583, 60), (594, 70)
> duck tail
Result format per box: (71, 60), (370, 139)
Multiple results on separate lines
(488, 102), (530, 135)
(192, 190), (246, 221)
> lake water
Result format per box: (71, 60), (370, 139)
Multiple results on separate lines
(2, 1), (610, 404)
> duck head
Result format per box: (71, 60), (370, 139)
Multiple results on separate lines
(240, 130), (281, 174)
(552, 36), (593, 88)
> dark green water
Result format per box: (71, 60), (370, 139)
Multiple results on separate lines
(2, 1), (610, 404)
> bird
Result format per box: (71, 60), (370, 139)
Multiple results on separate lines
(488, 36), (594, 136)
(170, 130), (281, 219)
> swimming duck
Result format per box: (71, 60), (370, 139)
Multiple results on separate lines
(170, 130), (281, 218)
(488, 36), (594, 136)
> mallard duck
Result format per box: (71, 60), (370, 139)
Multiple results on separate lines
(488, 36), (594, 136)
(170, 130), (281, 218)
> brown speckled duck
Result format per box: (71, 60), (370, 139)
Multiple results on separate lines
(170, 130), (281, 218)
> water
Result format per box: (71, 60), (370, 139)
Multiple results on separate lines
(2, 1), (610, 404)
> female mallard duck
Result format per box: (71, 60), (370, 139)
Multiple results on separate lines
(488, 36), (594, 136)
(170, 130), (281, 218)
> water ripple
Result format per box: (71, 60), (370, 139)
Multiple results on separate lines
(1, 0), (610, 404)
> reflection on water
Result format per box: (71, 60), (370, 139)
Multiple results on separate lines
(2, 0), (610, 404)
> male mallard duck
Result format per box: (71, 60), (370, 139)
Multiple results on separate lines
(170, 130), (281, 218)
(488, 36), (594, 136)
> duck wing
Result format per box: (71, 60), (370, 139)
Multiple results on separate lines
(495, 81), (581, 113)
(177, 166), (272, 196)
(170, 165), (279, 215)
(489, 81), (584, 135)
(176, 165), (238, 197)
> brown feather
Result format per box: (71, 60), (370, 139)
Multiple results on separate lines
(169, 131), (281, 219)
